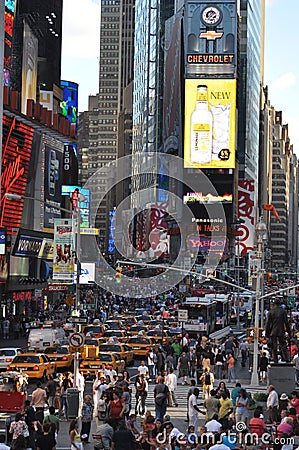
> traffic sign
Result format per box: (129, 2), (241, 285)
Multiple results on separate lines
(69, 346), (84, 353)
(246, 327), (265, 342)
(178, 310), (188, 322)
(287, 296), (296, 307)
(69, 332), (85, 347)
(69, 317), (88, 324)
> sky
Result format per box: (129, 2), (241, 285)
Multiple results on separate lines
(61, 0), (299, 153)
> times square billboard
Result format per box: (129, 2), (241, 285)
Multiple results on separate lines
(184, 0), (238, 77)
(184, 79), (236, 169)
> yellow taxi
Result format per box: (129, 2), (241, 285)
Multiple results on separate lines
(101, 330), (127, 342)
(6, 353), (55, 381)
(44, 346), (73, 371)
(79, 352), (125, 376)
(83, 324), (105, 338)
(126, 325), (147, 336)
(147, 329), (170, 345)
(126, 336), (157, 358)
(99, 343), (134, 366)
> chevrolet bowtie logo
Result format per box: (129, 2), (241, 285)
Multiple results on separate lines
(200, 30), (223, 40)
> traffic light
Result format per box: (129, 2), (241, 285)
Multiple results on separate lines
(267, 272), (272, 282)
(115, 267), (122, 283)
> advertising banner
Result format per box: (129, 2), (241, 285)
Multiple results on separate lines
(60, 81), (79, 128)
(184, 79), (236, 169)
(21, 21), (38, 114)
(0, 115), (34, 233)
(44, 145), (64, 230)
(184, 0), (237, 77)
(4, 0), (17, 86)
(236, 180), (255, 256)
(53, 219), (75, 281)
(61, 185), (90, 228)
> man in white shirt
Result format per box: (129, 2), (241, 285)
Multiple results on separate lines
(267, 385), (279, 423)
(147, 348), (156, 381)
(188, 387), (201, 429)
(205, 414), (222, 433)
(165, 368), (178, 407)
(138, 360), (149, 378)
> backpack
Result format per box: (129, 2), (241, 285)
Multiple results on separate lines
(204, 373), (211, 386)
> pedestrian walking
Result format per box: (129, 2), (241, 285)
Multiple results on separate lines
(135, 374), (147, 416)
(215, 349), (224, 380)
(9, 413), (29, 447)
(188, 387), (201, 430)
(31, 381), (48, 424)
(204, 389), (220, 421)
(69, 419), (83, 450)
(59, 372), (73, 420)
(147, 348), (156, 381)
(36, 422), (56, 450)
(235, 389), (249, 424)
(227, 353), (236, 383)
(240, 339), (248, 367)
(80, 395), (93, 444)
(188, 347), (196, 378)
(258, 352), (269, 383)
(267, 385), (279, 423)
(45, 375), (57, 408)
(153, 376), (169, 421)
(165, 368), (178, 407)
(138, 360), (149, 379)
(108, 390), (126, 430)
(200, 368), (214, 400)
(178, 351), (190, 385)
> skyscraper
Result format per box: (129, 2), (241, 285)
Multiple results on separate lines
(79, 0), (135, 245)
(238, 0), (265, 181)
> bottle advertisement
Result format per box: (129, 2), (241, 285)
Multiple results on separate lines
(184, 79), (236, 169)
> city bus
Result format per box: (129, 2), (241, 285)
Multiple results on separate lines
(180, 296), (216, 336)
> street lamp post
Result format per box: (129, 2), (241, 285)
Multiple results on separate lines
(251, 217), (267, 385)
(4, 192), (82, 386)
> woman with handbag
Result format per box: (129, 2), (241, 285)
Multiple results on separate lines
(80, 395), (94, 444)
(97, 392), (108, 424)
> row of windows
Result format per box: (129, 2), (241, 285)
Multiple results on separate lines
(98, 119), (117, 124)
(101, 59), (119, 65)
(103, 1), (120, 6)
(101, 31), (120, 36)
(99, 109), (118, 115)
(99, 141), (116, 146)
(101, 15), (120, 22)
(101, 23), (120, 29)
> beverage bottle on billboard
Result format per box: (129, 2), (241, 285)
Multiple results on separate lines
(190, 85), (213, 164)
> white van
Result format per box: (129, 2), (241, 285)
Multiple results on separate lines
(27, 325), (66, 351)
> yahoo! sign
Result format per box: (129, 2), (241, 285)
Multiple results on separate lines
(187, 234), (226, 252)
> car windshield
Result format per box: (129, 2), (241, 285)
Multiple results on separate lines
(13, 355), (40, 364)
(44, 348), (68, 355)
(84, 340), (99, 346)
(98, 354), (112, 362)
(101, 345), (121, 352)
(0, 350), (16, 356)
(84, 327), (103, 335)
